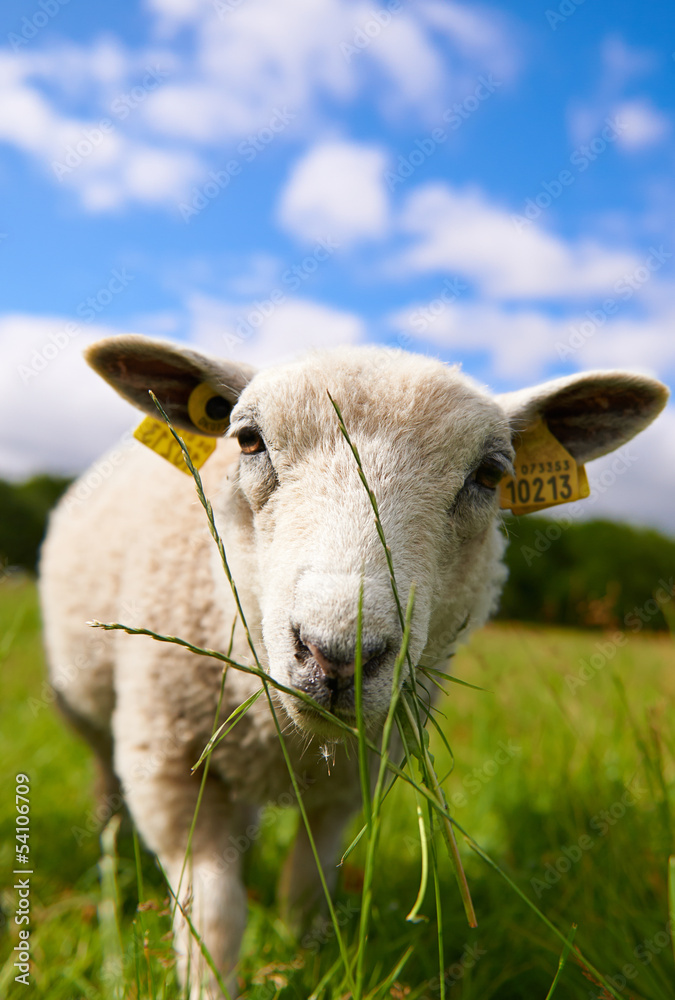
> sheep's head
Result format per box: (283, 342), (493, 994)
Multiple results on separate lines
(86, 336), (668, 739)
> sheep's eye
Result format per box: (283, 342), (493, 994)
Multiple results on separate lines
(237, 428), (266, 455)
(473, 458), (505, 490)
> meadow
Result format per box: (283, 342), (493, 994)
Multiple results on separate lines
(1, 575), (673, 1000)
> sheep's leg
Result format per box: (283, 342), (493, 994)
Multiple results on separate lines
(279, 801), (354, 928)
(121, 757), (250, 999)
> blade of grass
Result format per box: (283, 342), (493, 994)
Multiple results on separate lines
(399, 693), (477, 928)
(363, 945), (415, 1000)
(355, 580), (372, 835)
(147, 397), (356, 995)
(192, 687), (263, 771)
(544, 924), (577, 1000)
(329, 391), (477, 929)
(669, 855), (675, 964)
(395, 714), (429, 924)
(159, 862), (233, 1000)
(430, 829), (446, 1000)
(149, 391), (262, 673)
(98, 814), (124, 1000)
(355, 586), (414, 999)
(173, 661), (230, 919)
(308, 954), (344, 1000)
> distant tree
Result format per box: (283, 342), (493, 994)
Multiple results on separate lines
(499, 515), (675, 631)
(0, 475), (72, 573)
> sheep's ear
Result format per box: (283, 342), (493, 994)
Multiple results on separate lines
(85, 335), (255, 436)
(497, 370), (669, 463)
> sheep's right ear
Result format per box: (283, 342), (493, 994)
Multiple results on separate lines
(497, 370), (669, 463)
(85, 335), (255, 436)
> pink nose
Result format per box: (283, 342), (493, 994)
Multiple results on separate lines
(306, 642), (355, 679)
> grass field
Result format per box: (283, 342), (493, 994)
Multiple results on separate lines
(1, 574), (674, 1000)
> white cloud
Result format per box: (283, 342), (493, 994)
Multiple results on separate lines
(567, 34), (661, 147)
(613, 99), (670, 150)
(0, 52), (205, 210)
(393, 183), (640, 299)
(546, 406), (675, 535)
(390, 300), (564, 380)
(0, 316), (137, 480)
(0, 298), (362, 479)
(420, 0), (518, 81)
(189, 293), (365, 367)
(391, 291), (675, 386)
(0, 0), (521, 195)
(277, 141), (389, 244)
(575, 310), (675, 374)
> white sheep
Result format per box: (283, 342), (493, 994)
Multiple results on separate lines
(39, 335), (668, 997)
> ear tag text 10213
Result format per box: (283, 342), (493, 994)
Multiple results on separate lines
(499, 418), (590, 516)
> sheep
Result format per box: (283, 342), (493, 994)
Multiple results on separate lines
(39, 334), (668, 998)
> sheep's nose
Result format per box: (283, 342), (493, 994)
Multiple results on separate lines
(294, 632), (387, 680)
(305, 641), (355, 679)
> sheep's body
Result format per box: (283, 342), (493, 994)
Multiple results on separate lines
(39, 340), (668, 998)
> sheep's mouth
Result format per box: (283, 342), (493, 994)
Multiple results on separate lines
(290, 670), (358, 718)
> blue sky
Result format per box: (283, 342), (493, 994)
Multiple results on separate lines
(1, 0), (674, 530)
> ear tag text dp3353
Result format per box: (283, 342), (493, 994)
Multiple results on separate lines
(133, 416), (217, 474)
(499, 418), (590, 516)
(133, 383), (230, 474)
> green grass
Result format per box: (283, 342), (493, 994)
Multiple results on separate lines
(1, 575), (674, 999)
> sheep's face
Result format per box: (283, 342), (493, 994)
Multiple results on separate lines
(229, 349), (514, 738)
(85, 335), (668, 741)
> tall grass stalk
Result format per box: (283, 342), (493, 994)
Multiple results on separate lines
(147, 393), (355, 995)
(544, 925), (576, 1000)
(355, 587), (414, 998)
(97, 815), (124, 1000)
(328, 391), (478, 929)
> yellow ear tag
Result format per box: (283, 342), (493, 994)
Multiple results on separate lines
(133, 416), (217, 474)
(500, 418), (591, 516)
(187, 382), (231, 435)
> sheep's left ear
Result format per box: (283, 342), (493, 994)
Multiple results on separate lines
(497, 370), (669, 462)
(85, 334), (255, 436)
